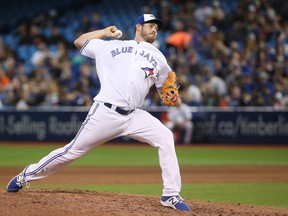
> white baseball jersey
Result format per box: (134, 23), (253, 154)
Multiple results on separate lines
(80, 39), (172, 110)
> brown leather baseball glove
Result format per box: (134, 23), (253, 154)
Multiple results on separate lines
(161, 71), (180, 106)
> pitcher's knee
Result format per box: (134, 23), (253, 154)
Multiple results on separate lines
(159, 126), (174, 141)
(166, 129), (174, 141)
(159, 128), (175, 148)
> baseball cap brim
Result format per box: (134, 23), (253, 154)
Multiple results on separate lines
(135, 14), (164, 30)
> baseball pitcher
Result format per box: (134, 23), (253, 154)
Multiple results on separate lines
(7, 14), (192, 211)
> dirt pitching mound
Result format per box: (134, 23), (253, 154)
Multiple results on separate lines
(1, 189), (287, 216)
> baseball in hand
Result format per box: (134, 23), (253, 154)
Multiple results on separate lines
(114, 29), (123, 39)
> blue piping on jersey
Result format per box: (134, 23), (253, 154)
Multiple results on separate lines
(24, 103), (100, 177)
(80, 39), (91, 54)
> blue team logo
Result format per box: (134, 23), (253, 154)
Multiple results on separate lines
(141, 67), (155, 79)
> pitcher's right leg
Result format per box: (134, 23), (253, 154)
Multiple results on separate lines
(7, 102), (125, 192)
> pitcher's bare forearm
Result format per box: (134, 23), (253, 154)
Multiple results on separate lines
(74, 26), (120, 49)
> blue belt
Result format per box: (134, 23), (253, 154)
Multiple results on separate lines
(104, 103), (134, 115)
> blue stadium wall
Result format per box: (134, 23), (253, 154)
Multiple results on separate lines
(0, 107), (288, 144)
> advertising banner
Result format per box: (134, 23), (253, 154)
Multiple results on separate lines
(0, 109), (287, 144)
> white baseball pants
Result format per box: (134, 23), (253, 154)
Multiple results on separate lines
(23, 101), (181, 196)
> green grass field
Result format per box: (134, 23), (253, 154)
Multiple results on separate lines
(1, 144), (288, 208)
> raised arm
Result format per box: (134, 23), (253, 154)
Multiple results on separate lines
(74, 26), (121, 49)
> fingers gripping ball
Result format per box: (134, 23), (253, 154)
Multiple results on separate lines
(161, 71), (180, 106)
(114, 29), (123, 39)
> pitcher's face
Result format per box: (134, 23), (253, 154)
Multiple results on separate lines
(139, 23), (158, 44)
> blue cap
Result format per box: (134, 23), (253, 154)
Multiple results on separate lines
(135, 14), (164, 30)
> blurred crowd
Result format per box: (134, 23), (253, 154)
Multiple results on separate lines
(0, 0), (288, 110)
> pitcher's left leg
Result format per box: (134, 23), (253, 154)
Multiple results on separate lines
(124, 110), (191, 211)
(124, 109), (181, 196)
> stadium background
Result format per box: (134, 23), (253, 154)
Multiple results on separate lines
(0, 1), (288, 215)
(0, 0), (288, 144)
